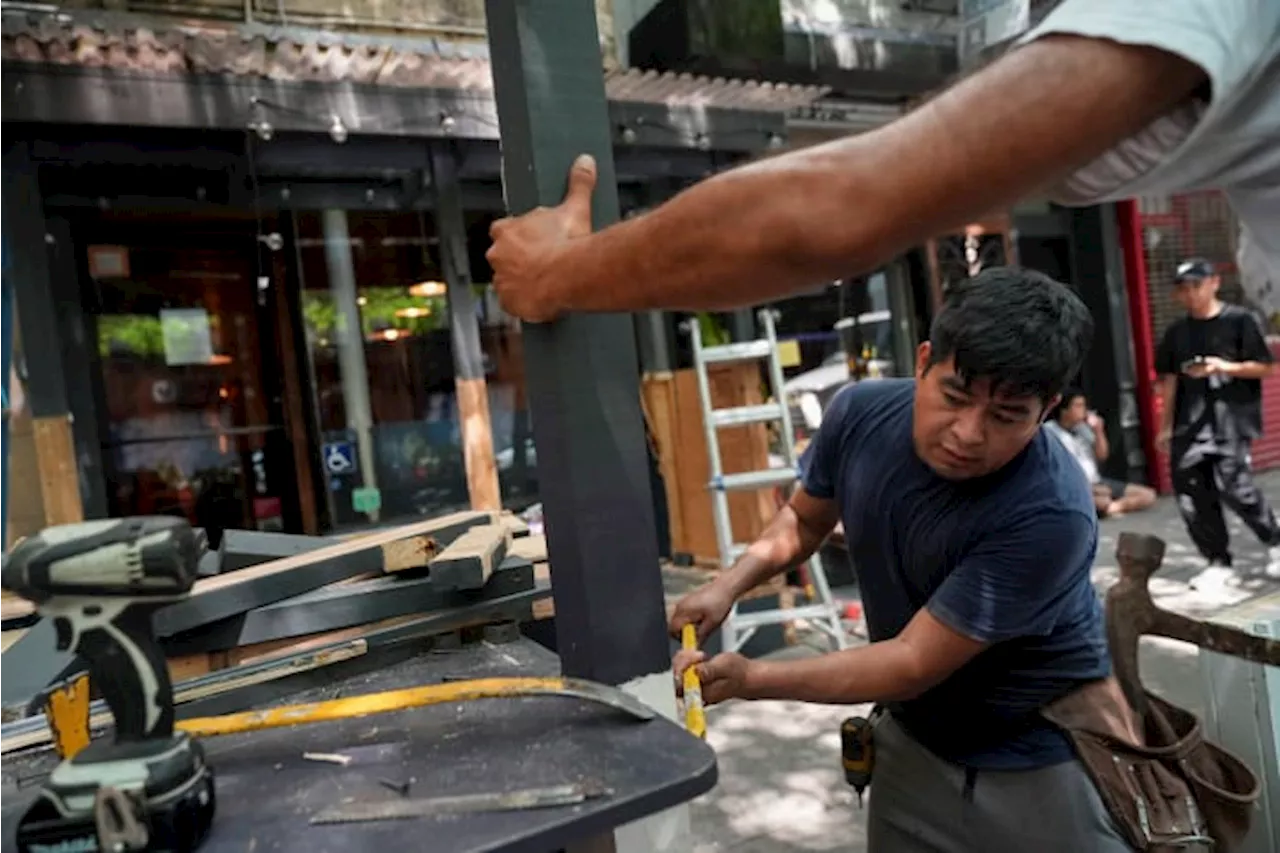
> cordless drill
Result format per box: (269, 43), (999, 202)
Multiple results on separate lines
(841, 715), (875, 808)
(3, 517), (217, 853)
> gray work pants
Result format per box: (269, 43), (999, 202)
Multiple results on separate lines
(867, 713), (1141, 853)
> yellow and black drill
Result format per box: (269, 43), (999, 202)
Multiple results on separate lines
(841, 715), (875, 809)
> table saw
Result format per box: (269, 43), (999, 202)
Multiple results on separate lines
(2, 637), (716, 853)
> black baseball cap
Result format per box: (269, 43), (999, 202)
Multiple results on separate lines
(1174, 258), (1215, 284)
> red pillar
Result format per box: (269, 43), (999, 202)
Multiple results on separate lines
(1116, 199), (1169, 493)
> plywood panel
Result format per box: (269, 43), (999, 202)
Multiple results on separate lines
(643, 366), (776, 565)
(31, 415), (83, 527)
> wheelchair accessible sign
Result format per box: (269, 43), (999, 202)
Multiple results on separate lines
(323, 440), (357, 476)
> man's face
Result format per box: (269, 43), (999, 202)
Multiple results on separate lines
(912, 343), (1055, 480)
(1172, 275), (1220, 313)
(1060, 395), (1087, 428)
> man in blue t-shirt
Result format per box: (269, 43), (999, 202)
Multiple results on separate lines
(671, 268), (1124, 852)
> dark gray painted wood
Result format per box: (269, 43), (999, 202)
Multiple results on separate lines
(3, 142), (67, 418)
(161, 555), (535, 654)
(485, 0), (670, 685)
(218, 529), (336, 573)
(45, 216), (109, 518)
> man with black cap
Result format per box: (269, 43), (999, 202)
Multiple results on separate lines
(1155, 258), (1280, 576)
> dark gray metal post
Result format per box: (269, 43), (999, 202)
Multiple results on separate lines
(483, 0), (670, 688)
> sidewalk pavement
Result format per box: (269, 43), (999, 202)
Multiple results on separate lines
(688, 471), (1280, 853)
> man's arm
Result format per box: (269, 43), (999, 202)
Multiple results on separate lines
(1214, 360), (1276, 380)
(491, 36), (1204, 318)
(719, 489), (839, 598)
(739, 607), (985, 704)
(692, 508), (1094, 706)
(1092, 417), (1110, 462)
(1157, 374), (1178, 449)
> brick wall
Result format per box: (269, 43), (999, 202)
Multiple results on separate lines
(1254, 341), (1280, 471)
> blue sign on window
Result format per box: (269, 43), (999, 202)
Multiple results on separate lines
(322, 440), (357, 476)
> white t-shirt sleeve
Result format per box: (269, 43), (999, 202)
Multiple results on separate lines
(1019, 0), (1272, 104)
(1013, 0), (1280, 203)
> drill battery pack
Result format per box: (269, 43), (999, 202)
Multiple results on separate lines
(15, 734), (217, 853)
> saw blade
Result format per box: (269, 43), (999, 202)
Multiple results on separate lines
(310, 782), (611, 825)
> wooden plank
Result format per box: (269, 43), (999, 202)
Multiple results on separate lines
(498, 510), (531, 539)
(152, 510), (494, 637)
(161, 555), (536, 655)
(31, 415), (82, 527)
(218, 530), (335, 573)
(641, 371), (685, 554)
(509, 533), (547, 564)
(425, 523), (511, 590)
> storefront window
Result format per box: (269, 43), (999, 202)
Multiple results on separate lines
(293, 209), (467, 528)
(87, 214), (293, 545)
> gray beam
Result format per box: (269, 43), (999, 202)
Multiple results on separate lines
(3, 66), (784, 154)
(45, 216), (109, 518)
(485, 0), (670, 687)
(2, 142), (67, 418)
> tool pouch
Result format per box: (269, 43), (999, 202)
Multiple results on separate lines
(1041, 677), (1259, 852)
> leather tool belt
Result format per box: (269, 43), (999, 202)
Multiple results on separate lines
(1041, 677), (1260, 852)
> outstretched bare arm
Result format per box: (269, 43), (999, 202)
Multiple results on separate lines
(489, 35), (1204, 320)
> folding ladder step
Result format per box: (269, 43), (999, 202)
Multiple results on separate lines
(709, 403), (787, 428)
(731, 603), (844, 632)
(699, 339), (773, 364)
(712, 468), (798, 492)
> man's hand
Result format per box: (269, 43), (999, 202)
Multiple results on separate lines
(486, 154), (598, 323)
(1156, 426), (1172, 454)
(1184, 356), (1235, 378)
(1086, 410), (1104, 431)
(668, 580), (736, 644)
(673, 648), (752, 706)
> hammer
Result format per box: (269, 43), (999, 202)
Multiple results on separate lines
(1108, 531), (1280, 717)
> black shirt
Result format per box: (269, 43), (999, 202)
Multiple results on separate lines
(1155, 304), (1274, 460)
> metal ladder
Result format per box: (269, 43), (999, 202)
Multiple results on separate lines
(683, 309), (849, 654)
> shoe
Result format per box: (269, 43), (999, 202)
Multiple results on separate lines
(1266, 546), (1280, 579)
(1188, 560), (1234, 592)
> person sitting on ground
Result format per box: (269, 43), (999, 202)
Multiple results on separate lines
(1044, 388), (1157, 517)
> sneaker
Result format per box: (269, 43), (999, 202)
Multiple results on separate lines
(1188, 560), (1234, 592)
(1267, 546), (1280, 579)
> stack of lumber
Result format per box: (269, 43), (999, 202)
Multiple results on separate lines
(0, 509), (553, 738)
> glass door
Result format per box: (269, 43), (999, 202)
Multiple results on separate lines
(84, 211), (299, 546)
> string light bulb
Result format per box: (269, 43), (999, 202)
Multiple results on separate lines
(329, 115), (349, 144)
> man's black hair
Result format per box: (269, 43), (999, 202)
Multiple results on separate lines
(928, 267), (1093, 404)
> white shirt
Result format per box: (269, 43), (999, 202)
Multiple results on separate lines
(1044, 420), (1101, 485)
(1019, 0), (1280, 314)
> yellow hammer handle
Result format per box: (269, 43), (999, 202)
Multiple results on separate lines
(681, 624), (706, 739)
